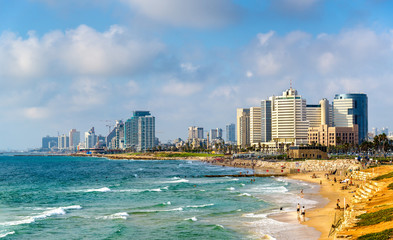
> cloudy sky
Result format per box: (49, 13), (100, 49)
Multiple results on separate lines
(1, 0), (393, 150)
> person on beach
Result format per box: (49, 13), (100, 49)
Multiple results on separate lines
(297, 203), (300, 213)
(336, 199), (340, 209)
(301, 206), (306, 221)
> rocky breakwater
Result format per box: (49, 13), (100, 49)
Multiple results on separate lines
(255, 159), (362, 173)
(206, 158), (362, 174)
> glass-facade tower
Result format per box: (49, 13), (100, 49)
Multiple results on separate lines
(333, 93), (368, 143)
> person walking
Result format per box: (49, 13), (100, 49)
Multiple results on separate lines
(297, 203), (300, 214)
(301, 206), (306, 221)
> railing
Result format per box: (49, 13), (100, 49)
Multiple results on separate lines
(328, 210), (344, 237)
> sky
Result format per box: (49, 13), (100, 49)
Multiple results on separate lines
(1, 0), (393, 150)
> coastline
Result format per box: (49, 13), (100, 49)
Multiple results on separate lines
(70, 153), (393, 239)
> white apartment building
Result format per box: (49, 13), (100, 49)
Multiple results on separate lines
(271, 88), (309, 146)
(237, 108), (250, 147)
(250, 107), (261, 144)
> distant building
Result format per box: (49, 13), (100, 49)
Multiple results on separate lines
(250, 107), (261, 145)
(124, 111), (155, 151)
(69, 129), (80, 150)
(209, 128), (222, 141)
(106, 120), (125, 150)
(42, 136), (58, 150)
(85, 127), (97, 149)
(333, 93), (368, 143)
(188, 126), (204, 140)
(225, 123), (236, 143)
(58, 134), (69, 150)
(261, 100), (272, 142)
(237, 108), (250, 148)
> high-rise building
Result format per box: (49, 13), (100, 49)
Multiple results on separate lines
(306, 104), (321, 128)
(209, 128), (222, 141)
(69, 129), (80, 149)
(237, 108), (250, 147)
(124, 111), (155, 151)
(85, 127), (97, 149)
(58, 134), (69, 150)
(107, 120), (125, 149)
(226, 123), (236, 143)
(42, 136), (58, 150)
(115, 121), (125, 149)
(250, 107), (261, 144)
(188, 126), (204, 140)
(271, 88), (309, 145)
(333, 93), (368, 143)
(261, 100), (272, 142)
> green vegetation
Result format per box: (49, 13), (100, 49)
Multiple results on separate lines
(155, 152), (224, 158)
(358, 228), (393, 240)
(372, 171), (393, 180)
(388, 183), (393, 190)
(127, 153), (143, 156)
(356, 208), (393, 226)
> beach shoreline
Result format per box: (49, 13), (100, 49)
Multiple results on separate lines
(70, 153), (393, 239)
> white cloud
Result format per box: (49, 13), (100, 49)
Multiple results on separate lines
(180, 63), (199, 73)
(162, 80), (203, 96)
(318, 52), (336, 74)
(122, 0), (241, 28)
(256, 53), (281, 76)
(246, 71), (253, 78)
(23, 107), (50, 120)
(257, 31), (275, 46)
(210, 86), (238, 98)
(0, 25), (165, 81)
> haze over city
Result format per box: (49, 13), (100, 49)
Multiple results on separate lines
(2, 0), (393, 150)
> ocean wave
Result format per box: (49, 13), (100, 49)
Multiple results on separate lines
(114, 187), (165, 193)
(0, 231), (15, 238)
(185, 203), (214, 208)
(242, 213), (267, 218)
(163, 179), (189, 183)
(214, 224), (224, 229)
(184, 216), (197, 222)
(238, 193), (252, 197)
(99, 212), (129, 220)
(0, 205), (82, 227)
(84, 187), (111, 193)
(131, 207), (183, 214)
(226, 187), (235, 191)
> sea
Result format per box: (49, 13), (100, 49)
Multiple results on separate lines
(0, 155), (322, 239)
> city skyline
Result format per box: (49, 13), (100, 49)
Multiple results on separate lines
(2, 1), (393, 150)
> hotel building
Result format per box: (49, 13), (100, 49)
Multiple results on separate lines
(271, 88), (309, 146)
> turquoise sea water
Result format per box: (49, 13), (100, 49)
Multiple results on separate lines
(0, 156), (320, 239)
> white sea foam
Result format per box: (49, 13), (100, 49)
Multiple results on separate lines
(242, 213), (268, 218)
(172, 177), (180, 180)
(240, 183), (245, 187)
(184, 216), (197, 221)
(114, 187), (164, 193)
(84, 187), (111, 193)
(161, 179), (189, 183)
(0, 231), (15, 238)
(0, 205), (82, 227)
(226, 187), (235, 191)
(164, 201), (171, 205)
(238, 193), (252, 197)
(215, 224), (224, 229)
(186, 203), (214, 208)
(99, 212), (129, 220)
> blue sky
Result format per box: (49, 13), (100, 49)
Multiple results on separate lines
(1, 0), (393, 150)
